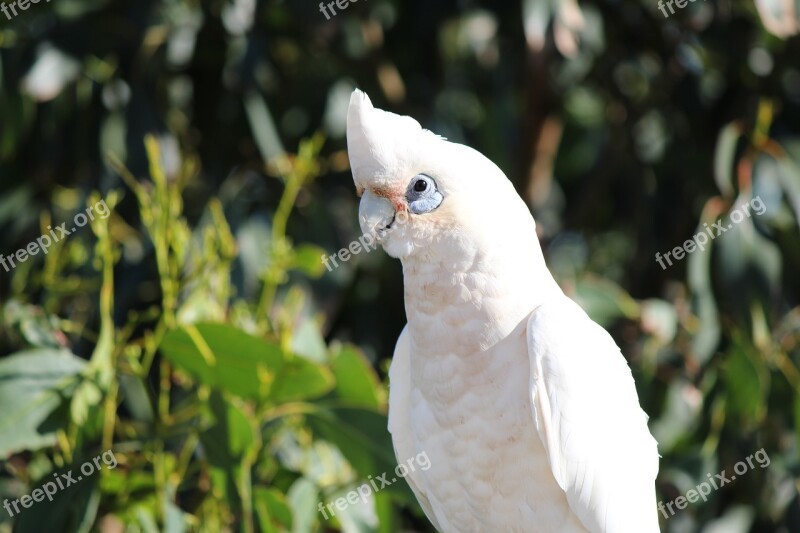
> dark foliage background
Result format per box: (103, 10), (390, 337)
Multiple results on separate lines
(1, 0), (799, 531)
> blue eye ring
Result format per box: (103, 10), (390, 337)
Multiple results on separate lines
(406, 174), (443, 214)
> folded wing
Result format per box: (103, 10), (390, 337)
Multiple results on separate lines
(527, 298), (660, 533)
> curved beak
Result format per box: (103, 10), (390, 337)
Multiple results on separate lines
(359, 189), (396, 238)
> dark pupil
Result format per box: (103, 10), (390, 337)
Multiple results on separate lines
(413, 179), (428, 193)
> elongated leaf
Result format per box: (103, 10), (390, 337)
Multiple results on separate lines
(649, 379), (702, 452)
(13, 460), (100, 531)
(724, 339), (768, 426)
(306, 407), (415, 505)
(714, 122), (741, 198)
(244, 91), (285, 164)
(200, 392), (256, 468)
(199, 392), (256, 511)
(331, 345), (384, 409)
(688, 209), (721, 366)
(160, 323), (333, 401)
(0, 349), (86, 456)
(572, 274), (639, 327)
(255, 487), (293, 533)
(792, 392), (800, 457)
(286, 477), (318, 533)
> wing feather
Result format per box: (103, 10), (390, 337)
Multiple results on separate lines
(387, 325), (443, 531)
(527, 298), (660, 533)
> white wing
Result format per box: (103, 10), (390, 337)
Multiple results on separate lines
(527, 297), (660, 533)
(387, 325), (443, 531)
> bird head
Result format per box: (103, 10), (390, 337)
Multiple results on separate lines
(347, 90), (536, 263)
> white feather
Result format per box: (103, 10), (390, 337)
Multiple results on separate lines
(348, 89), (660, 532)
(527, 298), (660, 532)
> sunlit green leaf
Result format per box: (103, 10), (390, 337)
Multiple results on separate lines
(331, 345), (384, 409)
(160, 323), (333, 401)
(255, 487), (293, 533)
(572, 274), (639, 327)
(201, 392), (255, 467)
(293, 243), (327, 278)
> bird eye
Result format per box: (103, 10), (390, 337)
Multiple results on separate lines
(406, 174), (443, 214)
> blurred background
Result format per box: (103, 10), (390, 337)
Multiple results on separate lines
(1, 0), (799, 531)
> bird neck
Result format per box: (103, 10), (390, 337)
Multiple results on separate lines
(400, 243), (561, 356)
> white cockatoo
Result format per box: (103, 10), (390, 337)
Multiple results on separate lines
(346, 89), (660, 533)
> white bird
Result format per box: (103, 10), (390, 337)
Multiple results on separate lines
(346, 90), (660, 533)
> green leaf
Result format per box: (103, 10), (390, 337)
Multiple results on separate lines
(572, 274), (639, 327)
(271, 358), (334, 405)
(715, 203), (782, 323)
(724, 339), (769, 426)
(164, 498), (191, 533)
(649, 379), (702, 452)
(119, 373), (154, 423)
(70, 378), (105, 431)
(291, 320), (328, 364)
(13, 461), (100, 532)
(327, 485), (379, 533)
(160, 323), (333, 401)
(255, 487), (293, 533)
(375, 491), (397, 533)
(0, 349), (86, 456)
(286, 477), (318, 533)
(306, 407), (393, 474)
(244, 91), (286, 164)
(714, 122), (742, 198)
(687, 213), (721, 366)
(199, 393), (256, 519)
(306, 407), (415, 505)
(273, 428), (354, 489)
(200, 392), (256, 468)
(700, 504), (754, 533)
(794, 391), (800, 452)
(331, 345), (384, 409)
(292, 244), (327, 278)
(775, 151), (800, 225)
